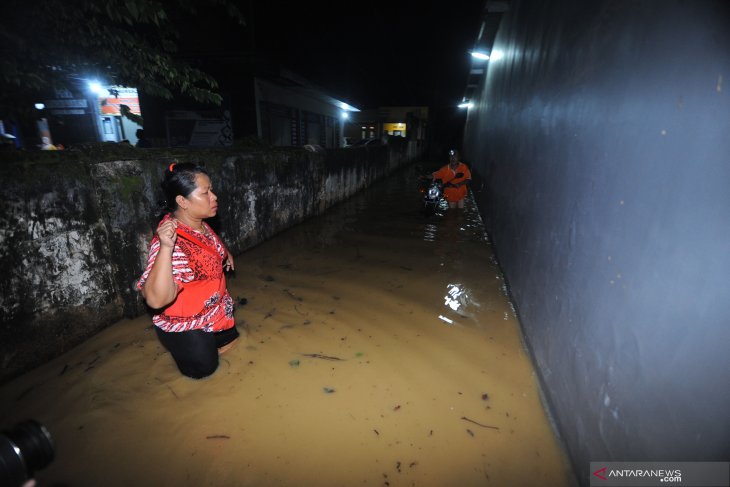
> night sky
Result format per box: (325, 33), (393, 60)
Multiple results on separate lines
(186, 1), (486, 110)
(253, 0), (484, 108)
(251, 1), (486, 110)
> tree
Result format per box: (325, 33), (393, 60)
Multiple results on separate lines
(0, 0), (245, 121)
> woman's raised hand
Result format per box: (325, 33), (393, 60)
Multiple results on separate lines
(157, 219), (178, 248)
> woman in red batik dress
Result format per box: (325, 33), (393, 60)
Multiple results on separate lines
(137, 162), (238, 378)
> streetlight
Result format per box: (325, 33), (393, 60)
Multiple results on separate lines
(489, 50), (504, 61)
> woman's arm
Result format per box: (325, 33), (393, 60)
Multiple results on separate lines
(141, 219), (179, 309)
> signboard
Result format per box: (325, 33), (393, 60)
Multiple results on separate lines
(99, 87), (141, 116)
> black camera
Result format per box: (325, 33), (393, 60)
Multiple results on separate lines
(0, 420), (55, 487)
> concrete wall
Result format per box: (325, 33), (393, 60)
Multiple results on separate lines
(462, 0), (730, 481)
(0, 142), (418, 383)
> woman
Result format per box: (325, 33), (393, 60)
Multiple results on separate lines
(137, 162), (238, 378)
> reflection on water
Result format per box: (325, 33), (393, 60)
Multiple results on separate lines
(0, 163), (571, 486)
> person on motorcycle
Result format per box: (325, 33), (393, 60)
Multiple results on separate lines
(425, 149), (472, 209)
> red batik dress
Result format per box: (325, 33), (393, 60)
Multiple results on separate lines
(137, 215), (235, 333)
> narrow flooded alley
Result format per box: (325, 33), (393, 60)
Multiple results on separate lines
(0, 163), (572, 487)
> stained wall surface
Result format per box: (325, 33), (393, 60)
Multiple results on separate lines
(462, 0), (730, 480)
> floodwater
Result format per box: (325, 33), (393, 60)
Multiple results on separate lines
(0, 163), (573, 487)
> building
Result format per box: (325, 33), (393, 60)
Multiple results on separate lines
(254, 68), (359, 148)
(343, 106), (428, 148)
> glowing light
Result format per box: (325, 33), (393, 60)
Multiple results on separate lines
(471, 51), (489, 60)
(341, 111), (349, 119)
(340, 102), (359, 112)
(34, 103), (45, 110)
(438, 315), (454, 325)
(88, 81), (106, 95)
(458, 102), (474, 109)
(490, 50), (505, 61)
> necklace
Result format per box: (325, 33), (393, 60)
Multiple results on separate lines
(173, 216), (208, 236)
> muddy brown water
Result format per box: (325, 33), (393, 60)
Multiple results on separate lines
(1, 163), (572, 486)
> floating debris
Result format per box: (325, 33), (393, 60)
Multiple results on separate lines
(288, 359), (300, 368)
(466, 429), (475, 437)
(461, 416), (499, 430)
(283, 289), (303, 301)
(238, 297), (248, 305)
(16, 385), (36, 401)
(302, 353), (345, 361)
(393, 405), (401, 411)
(481, 393), (489, 401)
(206, 435), (230, 440)
(323, 387), (336, 394)
(373, 429), (380, 436)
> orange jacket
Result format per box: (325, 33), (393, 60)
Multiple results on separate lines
(432, 162), (471, 202)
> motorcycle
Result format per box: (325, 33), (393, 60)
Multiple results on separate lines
(418, 172), (464, 216)
(419, 177), (444, 216)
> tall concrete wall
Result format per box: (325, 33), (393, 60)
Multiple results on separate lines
(0, 143), (418, 383)
(463, 0), (730, 482)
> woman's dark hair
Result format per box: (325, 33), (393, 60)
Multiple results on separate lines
(160, 162), (208, 213)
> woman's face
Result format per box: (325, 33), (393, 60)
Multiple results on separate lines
(181, 173), (218, 218)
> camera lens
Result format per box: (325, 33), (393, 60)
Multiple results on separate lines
(0, 420), (55, 487)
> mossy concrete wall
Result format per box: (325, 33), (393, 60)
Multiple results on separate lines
(0, 142), (418, 383)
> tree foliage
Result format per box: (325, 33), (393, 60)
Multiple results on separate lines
(0, 0), (245, 118)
